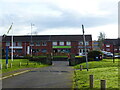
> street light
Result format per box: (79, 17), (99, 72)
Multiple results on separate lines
(82, 24), (89, 71)
(30, 23), (34, 56)
(5, 23), (13, 61)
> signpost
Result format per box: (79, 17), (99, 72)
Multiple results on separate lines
(82, 24), (89, 71)
(6, 46), (8, 69)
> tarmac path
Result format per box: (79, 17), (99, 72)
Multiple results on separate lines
(2, 61), (74, 89)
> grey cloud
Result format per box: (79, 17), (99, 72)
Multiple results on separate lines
(0, 1), (117, 34)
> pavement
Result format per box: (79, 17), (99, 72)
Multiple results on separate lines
(2, 61), (74, 89)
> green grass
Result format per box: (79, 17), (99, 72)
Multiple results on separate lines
(1, 59), (49, 73)
(73, 59), (119, 89)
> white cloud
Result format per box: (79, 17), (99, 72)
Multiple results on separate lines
(37, 24), (118, 40)
(0, 0), (119, 40)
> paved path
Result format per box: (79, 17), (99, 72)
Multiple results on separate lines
(2, 61), (74, 89)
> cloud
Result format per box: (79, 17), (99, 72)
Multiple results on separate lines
(0, 0), (119, 40)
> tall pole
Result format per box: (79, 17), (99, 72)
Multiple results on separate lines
(82, 24), (89, 71)
(31, 23), (34, 56)
(31, 23), (32, 56)
(11, 23), (13, 61)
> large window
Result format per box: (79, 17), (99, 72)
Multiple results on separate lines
(106, 45), (110, 47)
(85, 42), (89, 45)
(66, 41), (71, 46)
(55, 49), (71, 53)
(94, 42), (98, 44)
(15, 49), (22, 53)
(42, 42), (47, 46)
(13, 42), (16, 46)
(53, 41), (57, 46)
(106, 48), (110, 51)
(79, 42), (83, 45)
(79, 41), (89, 45)
(17, 42), (22, 46)
(41, 49), (47, 53)
(30, 42), (34, 46)
(32, 49), (40, 53)
(59, 41), (64, 46)
(36, 42), (40, 46)
(6, 42), (10, 46)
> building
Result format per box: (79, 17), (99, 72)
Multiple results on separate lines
(92, 41), (100, 51)
(102, 39), (120, 53)
(2, 35), (92, 56)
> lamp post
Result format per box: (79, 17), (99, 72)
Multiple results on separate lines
(30, 23), (34, 56)
(6, 23), (13, 61)
(11, 23), (13, 61)
(82, 24), (89, 71)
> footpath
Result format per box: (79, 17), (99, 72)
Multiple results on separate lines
(2, 61), (74, 89)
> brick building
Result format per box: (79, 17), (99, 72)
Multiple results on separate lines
(92, 41), (100, 51)
(102, 39), (120, 53)
(2, 35), (92, 56)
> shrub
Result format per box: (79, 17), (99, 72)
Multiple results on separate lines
(88, 50), (103, 61)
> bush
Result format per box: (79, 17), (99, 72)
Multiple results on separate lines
(88, 50), (103, 61)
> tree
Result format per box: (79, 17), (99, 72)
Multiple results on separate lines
(98, 32), (106, 50)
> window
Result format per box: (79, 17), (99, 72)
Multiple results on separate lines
(53, 41), (57, 46)
(94, 42), (98, 44)
(106, 45), (110, 47)
(13, 42), (16, 46)
(79, 42), (83, 45)
(32, 49), (40, 53)
(59, 41), (64, 46)
(6, 42), (10, 46)
(36, 42), (40, 46)
(66, 41), (71, 46)
(106, 48), (110, 51)
(30, 43), (34, 46)
(86, 42), (89, 45)
(15, 49), (22, 53)
(94, 46), (99, 48)
(41, 49), (47, 53)
(42, 42), (47, 46)
(17, 42), (22, 46)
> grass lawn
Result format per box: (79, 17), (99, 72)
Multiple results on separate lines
(1, 59), (49, 73)
(73, 59), (119, 89)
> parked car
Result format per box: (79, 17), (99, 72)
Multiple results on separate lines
(114, 55), (120, 58)
(101, 51), (113, 57)
(106, 52), (113, 57)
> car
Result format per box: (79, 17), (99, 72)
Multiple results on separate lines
(101, 51), (113, 57)
(106, 52), (113, 57)
(114, 55), (120, 58)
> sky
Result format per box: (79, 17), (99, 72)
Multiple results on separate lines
(0, 0), (119, 40)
